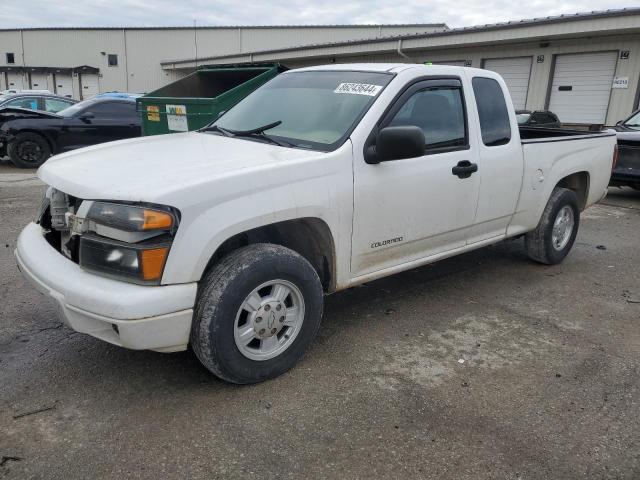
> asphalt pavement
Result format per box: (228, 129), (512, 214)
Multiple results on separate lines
(1, 168), (639, 479)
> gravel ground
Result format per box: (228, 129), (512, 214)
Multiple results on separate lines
(1, 169), (639, 479)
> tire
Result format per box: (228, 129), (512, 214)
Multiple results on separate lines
(8, 132), (51, 168)
(525, 187), (580, 265)
(190, 243), (324, 384)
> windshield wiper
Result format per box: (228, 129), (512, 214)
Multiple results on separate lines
(201, 124), (233, 136)
(226, 120), (282, 136)
(203, 120), (295, 147)
(227, 121), (295, 147)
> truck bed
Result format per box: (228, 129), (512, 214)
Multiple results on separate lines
(519, 126), (614, 143)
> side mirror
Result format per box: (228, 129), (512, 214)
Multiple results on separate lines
(615, 120), (623, 126)
(366, 126), (426, 164)
(80, 112), (95, 122)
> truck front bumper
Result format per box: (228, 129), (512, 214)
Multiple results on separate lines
(15, 222), (197, 352)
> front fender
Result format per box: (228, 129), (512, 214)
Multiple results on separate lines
(160, 144), (354, 288)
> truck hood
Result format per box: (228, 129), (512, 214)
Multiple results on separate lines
(38, 132), (325, 203)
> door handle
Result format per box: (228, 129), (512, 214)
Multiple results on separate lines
(452, 160), (478, 179)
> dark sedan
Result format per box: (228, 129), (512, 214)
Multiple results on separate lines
(0, 96), (141, 168)
(516, 110), (562, 128)
(610, 109), (640, 190)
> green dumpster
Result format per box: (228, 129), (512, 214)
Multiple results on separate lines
(137, 64), (285, 136)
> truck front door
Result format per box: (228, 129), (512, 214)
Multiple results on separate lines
(351, 78), (481, 278)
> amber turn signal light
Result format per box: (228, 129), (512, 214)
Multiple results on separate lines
(142, 209), (174, 230)
(140, 247), (169, 281)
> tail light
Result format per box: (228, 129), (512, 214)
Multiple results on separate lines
(612, 143), (619, 171)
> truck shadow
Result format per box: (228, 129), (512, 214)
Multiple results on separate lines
(21, 237), (529, 393)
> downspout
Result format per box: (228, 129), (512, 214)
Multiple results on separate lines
(20, 29), (25, 66)
(397, 39), (412, 62)
(20, 29), (26, 87)
(123, 29), (130, 91)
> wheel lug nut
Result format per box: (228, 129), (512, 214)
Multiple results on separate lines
(264, 304), (271, 311)
(279, 316), (285, 323)
(259, 329), (265, 335)
(276, 304), (282, 311)
(256, 317), (262, 323)
(271, 328), (277, 334)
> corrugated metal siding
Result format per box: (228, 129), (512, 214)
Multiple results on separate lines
(548, 51), (618, 124)
(239, 26), (445, 53)
(211, 12), (640, 66)
(22, 29), (127, 99)
(0, 31), (23, 67)
(123, 29), (238, 93)
(0, 26), (442, 96)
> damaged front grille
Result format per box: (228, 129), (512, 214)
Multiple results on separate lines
(38, 188), (82, 263)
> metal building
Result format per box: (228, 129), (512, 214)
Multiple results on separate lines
(0, 24), (446, 99)
(163, 8), (640, 126)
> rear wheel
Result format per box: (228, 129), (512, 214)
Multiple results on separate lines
(190, 243), (324, 384)
(8, 132), (51, 168)
(525, 187), (580, 265)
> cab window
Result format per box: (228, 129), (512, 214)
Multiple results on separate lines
(472, 77), (511, 146)
(387, 86), (467, 151)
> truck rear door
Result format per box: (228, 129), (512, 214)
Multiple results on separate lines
(464, 74), (524, 244)
(351, 77), (481, 278)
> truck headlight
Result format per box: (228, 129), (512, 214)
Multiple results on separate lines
(87, 202), (176, 232)
(78, 201), (179, 284)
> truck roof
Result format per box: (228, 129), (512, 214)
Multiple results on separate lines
(287, 63), (490, 76)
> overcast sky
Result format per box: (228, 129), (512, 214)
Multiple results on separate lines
(0, 0), (631, 29)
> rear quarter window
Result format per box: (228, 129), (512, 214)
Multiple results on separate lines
(472, 77), (512, 146)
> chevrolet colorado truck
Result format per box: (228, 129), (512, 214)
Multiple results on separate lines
(15, 64), (617, 384)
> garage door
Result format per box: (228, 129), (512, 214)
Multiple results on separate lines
(548, 51), (618, 124)
(483, 57), (532, 110)
(54, 74), (74, 98)
(29, 72), (50, 91)
(80, 73), (99, 100)
(6, 71), (26, 90)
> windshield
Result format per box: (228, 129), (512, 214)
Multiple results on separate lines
(209, 71), (393, 151)
(57, 99), (96, 117)
(624, 111), (640, 128)
(516, 113), (531, 125)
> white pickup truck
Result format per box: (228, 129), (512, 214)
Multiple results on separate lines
(15, 64), (617, 383)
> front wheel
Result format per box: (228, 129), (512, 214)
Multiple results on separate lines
(525, 187), (580, 265)
(190, 243), (324, 384)
(8, 132), (51, 168)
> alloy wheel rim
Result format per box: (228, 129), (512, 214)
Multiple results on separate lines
(17, 141), (42, 163)
(551, 205), (575, 251)
(233, 279), (305, 361)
